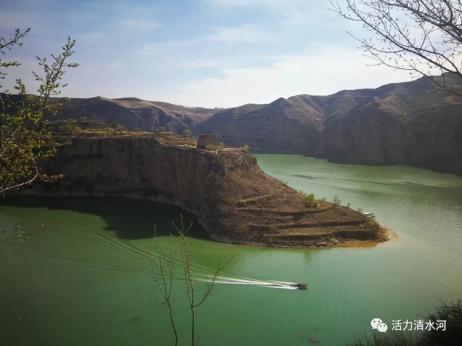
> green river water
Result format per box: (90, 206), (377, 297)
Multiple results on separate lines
(1, 154), (462, 346)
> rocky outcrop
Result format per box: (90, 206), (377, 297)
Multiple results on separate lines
(26, 135), (387, 247)
(7, 75), (461, 174)
(195, 76), (462, 175)
(56, 97), (215, 133)
(1, 94), (215, 133)
(194, 98), (321, 153)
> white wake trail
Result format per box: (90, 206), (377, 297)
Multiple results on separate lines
(197, 275), (305, 290)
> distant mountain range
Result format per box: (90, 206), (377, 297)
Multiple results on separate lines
(57, 96), (216, 132)
(5, 75), (462, 175)
(195, 75), (462, 175)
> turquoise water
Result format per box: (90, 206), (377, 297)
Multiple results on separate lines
(1, 154), (462, 345)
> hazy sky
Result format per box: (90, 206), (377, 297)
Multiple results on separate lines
(1, 0), (414, 107)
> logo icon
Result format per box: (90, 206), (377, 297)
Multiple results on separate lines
(371, 318), (388, 333)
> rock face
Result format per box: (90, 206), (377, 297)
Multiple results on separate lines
(6, 75), (461, 174)
(194, 98), (322, 153)
(57, 97), (215, 133)
(30, 135), (386, 247)
(196, 76), (462, 175)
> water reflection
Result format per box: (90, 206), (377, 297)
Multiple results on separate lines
(2, 155), (462, 346)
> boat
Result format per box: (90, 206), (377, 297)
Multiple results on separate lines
(363, 211), (375, 218)
(291, 282), (308, 290)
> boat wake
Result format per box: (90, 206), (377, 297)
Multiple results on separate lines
(197, 275), (305, 290)
(3, 220), (307, 291)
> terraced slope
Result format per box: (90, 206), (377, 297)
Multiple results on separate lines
(22, 134), (387, 248)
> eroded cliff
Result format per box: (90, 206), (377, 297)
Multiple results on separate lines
(5, 75), (461, 175)
(28, 134), (387, 247)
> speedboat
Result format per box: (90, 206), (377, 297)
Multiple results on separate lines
(291, 282), (308, 290)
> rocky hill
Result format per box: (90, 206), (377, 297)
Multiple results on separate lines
(4, 74), (461, 174)
(196, 75), (462, 174)
(57, 96), (215, 133)
(19, 134), (387, 248)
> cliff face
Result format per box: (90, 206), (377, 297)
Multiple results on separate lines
(194, 98), (322, 153)
(41, 136), (225, 233)
(7, 75), (460, 174)
(195, 76), (462, 175)
(30, 135), (386, 247)
(316, 110), (462, 173)
(313, 106), (414, 165)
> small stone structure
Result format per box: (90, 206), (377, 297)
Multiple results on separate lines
(197, 134), (219, 149)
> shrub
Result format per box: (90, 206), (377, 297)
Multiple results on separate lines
(182, 129), (192, 137)
(333, 195), (342, 206)
(351, 332), (418, 346)
(351, 300), (462, 346)
(423, 299), (462, 346)
(301, 192), (319, 208)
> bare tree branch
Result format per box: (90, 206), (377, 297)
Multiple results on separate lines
(172, 214), (220, 346)
(333, 0), (462, 94)
(150, 254), (178, 346)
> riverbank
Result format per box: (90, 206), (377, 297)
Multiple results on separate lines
(3, 153), (462, 346)
(19, 133), (388, 248)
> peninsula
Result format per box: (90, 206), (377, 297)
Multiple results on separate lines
(24, 132), (388, 248)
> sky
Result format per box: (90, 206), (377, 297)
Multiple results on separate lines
(0, 0), (415, 108)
